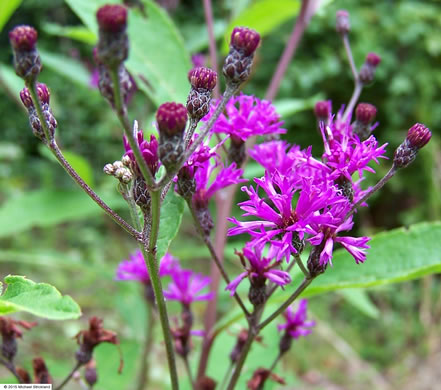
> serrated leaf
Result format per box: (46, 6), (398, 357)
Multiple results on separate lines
(285, 222), (441, 298)
(0, 188), (126, 238)
(64, 0), (191, 105)
(156, 190), (185, 261)
(222, 0), (301, 54)
(0, 275), (81, 319)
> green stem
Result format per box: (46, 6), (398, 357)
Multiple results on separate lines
(55, 362), (82, 390)
(259, 278), (313, 331)
(141, 192), (179, 390)
(294, 253), (310, 278)
(183, 355), (195, 390)
(109, 67), (156, 188)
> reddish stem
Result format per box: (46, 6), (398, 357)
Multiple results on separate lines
(203, 0), (220, 98)
(265, 0), (317, 101)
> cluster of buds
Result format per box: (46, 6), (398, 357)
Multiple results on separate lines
(103, 159), (133, 184)
(223, 26), (260, 87)
(20, 84), (57, 141)
(394, 123), (432, 169)
(359, 52), (381, 84)
(157, 102), (187, 171)
(9, 25), (41, 81)
(352, 102), (377, 140)
(186, 67), (217, 123)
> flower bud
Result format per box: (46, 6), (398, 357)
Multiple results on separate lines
(33, 357), (52, 384)
(355, 103), (376, 125)
(196, 376), (217, 390)
(307, 243), (328, 277)
(9, 25), (41, 81)
(223, 26), (260, 87)
(231, 27), (261, 56)
(96, 4), (129, 67)
(16, 367), (31, 384)
(336, 10), (350, 35)
(314, 100), (331, 122)
(393, 123), (431, 169)
(133, 177), (151, 211)
(157, 102), (187, 171)
(20, 88), (34, 109)
(188, 67), (217, 91)
(156, 102), (187, 137)
(36, 83), (50, 105)
(359, 52), (381, 84)
(84, 360), (98, 387)
(96, 4), (128, 33)
(406, 123), (431, 150)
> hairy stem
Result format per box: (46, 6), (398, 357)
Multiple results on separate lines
(294, 253), (310, 278)
(136, 303), (155, 390)
(259, 277), (313, 331)
(55, 362), (82, 390)
(265, 0), (315, 101)
(141, 194), (179, 390)
(203, 0), (220, 98)
(109, 67), (156, 188)
(48, 142), (140, 240)
(342, 34), (358, 81)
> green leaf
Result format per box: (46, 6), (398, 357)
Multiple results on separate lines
(0, 275), (81, 319)
(339, 288), (379, 319)
(64, 0), (191, 105)
(42, 22), (97, 45)
(222, 0), (300, 54)
(0, 188), (126, 238)
(0, 63), (24, 98)
(0, 0), (22, 33)
(156, 190), (185, 261)
(39, 49), (91, 87)
(288, 222), (441, 297)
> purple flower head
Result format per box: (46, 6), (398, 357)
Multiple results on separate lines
(229, 171), (344, 261)
(308, 203), (371, 266)
(123, 130), (160, 176)
(277, 299), (315, 339)
(115, 250), (178, 283)
(193, 159), (246, 208)
(164, 268), (214, 306)
(203, 93), (286, 141)
(191, 53), (206, 68)
(225, 245), (291, 296)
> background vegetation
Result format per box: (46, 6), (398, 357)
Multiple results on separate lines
(0, 0), (440, 389)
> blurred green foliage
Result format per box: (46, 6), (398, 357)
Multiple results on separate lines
(0, 0), (440, 389)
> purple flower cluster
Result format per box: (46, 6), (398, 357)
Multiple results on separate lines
(202, 93), (286, 142)
(228, 104), (386, 275)
(116, 250), (213, 306)
(123, 130), (159, 176)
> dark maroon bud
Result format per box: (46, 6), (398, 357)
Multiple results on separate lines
(0, 317), (36, 362)
(33, 357), (53, 384)
(96, 5), (129, 66)
(248, 283), (266, 307)
(96, 4), (128, 33)
(20, 88), (34, 109)
(307, 243), (328, 277)
(156, 102), (188, 137)
(16, 367), (31, 384)
(193, 205), (214, 236)
(279, 332), (293, 355)
(230, 329), (249, 363)
(133, 177), (151, 212)
(9, 25), (41, 81)
(196, 376), (217, 390)
(9, 25), (38, 50)
(188, 67), (217, 91)
(228, 135), (246, 166)
(84, 359), (98, 387)
(394, 123), (431, 169)
(366, 52), (381, 67)
(247, 368), (285, 390)
(186, 88), (211, 122)
(355, 103), (376, 125)
(36, 83), (50, 105)
(359, 52), (381, 84)
(177, 166), (196, 200)
(406, 123), (431, 150)
(231, 27), (261, 57)
(336, 10), (350, 35)
(314, 100), (331, 121)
